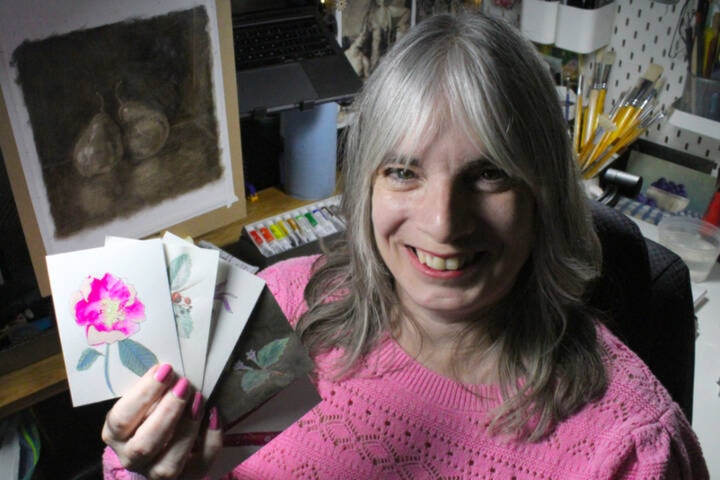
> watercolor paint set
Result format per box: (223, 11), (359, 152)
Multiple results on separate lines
(238, 195), (345, 262)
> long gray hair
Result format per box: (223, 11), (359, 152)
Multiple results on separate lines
(299, 12), (605, 441)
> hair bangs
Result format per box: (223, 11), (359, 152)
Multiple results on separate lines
(439, 39), (533, 189)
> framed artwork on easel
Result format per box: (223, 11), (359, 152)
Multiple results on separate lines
(0, 0), (246, 297)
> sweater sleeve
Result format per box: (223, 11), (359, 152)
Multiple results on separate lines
(102, 447), (146, 480)
(599, 408), (709, 479)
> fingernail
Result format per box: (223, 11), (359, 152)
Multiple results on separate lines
(154, 363), (172, 383)
(208, 407), (220, 430)
(191, 392), (203, 421)
(172, 377), (190, 399)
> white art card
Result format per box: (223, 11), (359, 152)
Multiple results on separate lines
(161, 232), (220, 389)
(45, 238), (183, 407)
(201, 258), (265, 398)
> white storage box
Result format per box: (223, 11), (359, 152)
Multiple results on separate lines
(521, 0), (560, 45)
(554, 2), (616, 54)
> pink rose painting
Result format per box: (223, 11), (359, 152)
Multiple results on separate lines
(72, 273), (158, 395)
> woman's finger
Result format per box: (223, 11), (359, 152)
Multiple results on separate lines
(102, 363), (176, 443)
(121, 377), (193, 470)
(182, 407), (224, 479)
(145, 392), (206, 480)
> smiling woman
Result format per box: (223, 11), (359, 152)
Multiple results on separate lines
(370, 128), (535, 327)
(101, 11), (709, 480)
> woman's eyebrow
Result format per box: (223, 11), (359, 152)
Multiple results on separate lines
(382, 155), (421, 167)
(463, 156), (494, 169)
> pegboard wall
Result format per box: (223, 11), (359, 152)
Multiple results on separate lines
(337, 1), (718, 170)
(579, 0), (720, 172)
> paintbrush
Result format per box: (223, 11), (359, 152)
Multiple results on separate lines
(611, 63), (663, 130)
(572, 74), (584, 156)
(587, 64), (663, 164)
(594, 50), (616, 111)
(578, 114), (616, 169)
(624, 77), (665, 127)
(581, 50), (616, 147)
(583, 109), (666, 179)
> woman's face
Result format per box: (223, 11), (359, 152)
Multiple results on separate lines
(371, 127), (535, 321)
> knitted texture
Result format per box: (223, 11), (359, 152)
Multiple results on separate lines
(103, 255), (708, 479)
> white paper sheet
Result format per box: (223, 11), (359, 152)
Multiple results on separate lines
(46, 239), (183, 406)
(201, 258), (265, 398)
(161, 232), (220, 389)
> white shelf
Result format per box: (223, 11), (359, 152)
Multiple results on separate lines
(669, 107), (720, 141)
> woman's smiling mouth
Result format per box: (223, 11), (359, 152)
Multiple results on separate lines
(413, 248), (475, 271)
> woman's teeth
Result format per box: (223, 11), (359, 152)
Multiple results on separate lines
(416, 250), (469, 271)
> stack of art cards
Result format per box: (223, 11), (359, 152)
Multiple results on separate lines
(45, 232), (320, 438)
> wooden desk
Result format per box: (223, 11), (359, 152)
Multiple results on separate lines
(197, 186), (321, 247)
(0, 186), (318, 419)
(0, 353), (67, 419)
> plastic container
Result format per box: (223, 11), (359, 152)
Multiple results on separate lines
(645, 186), (690, 213)
(657, 216), (720, 283)
(678, 74), (720, 121)
(554, 2), (616, 54)
(521, 0), (559, 45)
(279, 102), (338, 200)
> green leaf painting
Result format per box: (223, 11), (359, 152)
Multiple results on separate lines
(118, 338), (158, 376)
(168, 253), (195, 338)
(77, 348), (102, 371)
(255, 338), (289, 368)
(241, 369), (271, 392)
(173, 302), (194, 339)
(169, 253), (192, 291)
(236, 337), (291, 393)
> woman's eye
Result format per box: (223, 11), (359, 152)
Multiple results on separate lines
(470, 165), (511, 191)
(383, 167), (416, 181)
(479, 167), (507, 181)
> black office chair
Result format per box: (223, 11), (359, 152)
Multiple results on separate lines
(588, 200), (696, 421)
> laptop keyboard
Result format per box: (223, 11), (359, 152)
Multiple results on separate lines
(233, 17), (336, 70)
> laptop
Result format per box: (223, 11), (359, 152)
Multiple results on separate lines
(231, 0), (362, 117)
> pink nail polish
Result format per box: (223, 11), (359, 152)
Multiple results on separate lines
(208, 407), (220, 430)
(154, 364), (172, 383)
(172, 377), (189, 399)
(191, 392), (203, 421)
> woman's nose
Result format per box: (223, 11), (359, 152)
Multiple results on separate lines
(417, 180), (469, 243)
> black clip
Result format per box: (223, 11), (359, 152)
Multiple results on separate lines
(251, 107), (268, 120)
(299, 100), (316, 111)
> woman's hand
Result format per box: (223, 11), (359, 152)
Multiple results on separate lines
(102, 364), (223, 479)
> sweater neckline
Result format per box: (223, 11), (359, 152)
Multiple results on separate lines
(356, 334), (505, 412)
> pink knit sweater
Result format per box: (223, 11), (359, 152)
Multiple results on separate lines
(104, 255), (708, 479)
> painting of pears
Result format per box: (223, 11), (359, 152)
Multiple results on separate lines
(116, 82), (170, 162)
(72, 93), (124, 178)
(11, 6), (223, 238)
